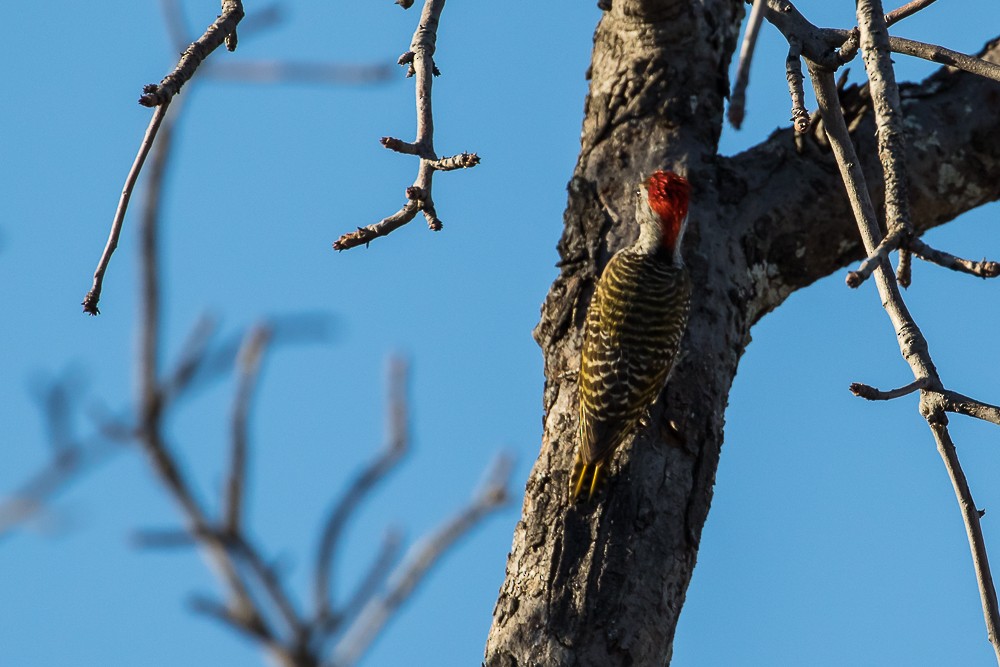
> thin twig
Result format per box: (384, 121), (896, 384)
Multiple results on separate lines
(0, 440), (116, 541)
(825, 28), (1000, 83)
(330, 454), (513, 667)
(331, 528), (405, 634)
(160, 314), (220, 404)
(896, 247), (912, 287)
(333, 0), (479, 251)
(884, 0), (938, 26)
(428, 152), (481, 171)
(139, 0), (246, 106)
(936, 390), (1000, 427)
(82, 103), (170, 315)
(728, 0), (766, 129)
(846, 227), (906, 288)
(809, 45), (1000, 662)
(0, 376), (129, 538)
(754, 0), (847, 71)
(920, 401), (1000, 664)
(850, 377), (929, 400)
(225, 325), (273, 534)
(756, 0), (1000, 84)
(333, 200), (421, 251)
(910, 238), (1000, 279)
(785, 38), (810, 133)
(313, 358), (410, 620)
(857, 1), (914, 283)
(231, 536), (304, 638)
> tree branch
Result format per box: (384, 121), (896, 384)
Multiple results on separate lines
(728, 0), (766, 129)
(82, 104), (170, 315)
(910, 238), (1000, 279)
(333, 454), (513, 667)
(139, 0), (246, 107)
(328, 527), (404, 635)
(333, 0), (479, 251)
(808, 7), (1000, 650)
(785, 38), (810, 133)
(850, 377), (929, 401)
(885, 34), (1000, 83)
(224, 325), (273, 534)
(313, 358), (410, 621)
(935, 390), (1000, 427)
(884, 0), (938, 26)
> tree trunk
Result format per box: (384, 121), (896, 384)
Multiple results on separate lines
(485, 1), (1000, 665)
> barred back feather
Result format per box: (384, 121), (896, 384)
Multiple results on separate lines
(571, 170), (692, 502)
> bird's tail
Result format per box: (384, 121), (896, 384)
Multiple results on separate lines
(569, 452), (606, 503)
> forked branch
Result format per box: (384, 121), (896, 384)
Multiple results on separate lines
(333, 0), (480, 251)
(808, 20), (1000, 657)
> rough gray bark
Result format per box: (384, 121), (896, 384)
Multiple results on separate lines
(484, 1), (1000, 665)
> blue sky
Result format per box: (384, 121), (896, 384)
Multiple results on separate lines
(1, 2), (999, 666)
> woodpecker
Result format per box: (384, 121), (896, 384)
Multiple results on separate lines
(571, 170), (692, 502)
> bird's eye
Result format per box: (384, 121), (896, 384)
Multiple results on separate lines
(634, 188), (641, 199)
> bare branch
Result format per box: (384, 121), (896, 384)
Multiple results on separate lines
(887, 35), (1000, 83)
(884, 0), (938, 26)
(920, 404), (1000, 663)
(333, 200), (421, 251)
(823, 26), (1000, 82)
(808, 2), (1000, 651)
(332, 527), (405, 632)
(936, 390), (1000, 427)
(380, 135), (424, 157)
(754, 0), (846, 71)
(785, 38), (810, 133)
(82, 103), (170, 315)
(1, 375), (130, 540)
(896, 247), (912, 287)
(850, 377), (929, 401)
(428, 152), (481, 172)
(845, 223), (906, 288)
(230, 536), (304, 638)
(0, 442), (111, 541)
(224, 325), (273, 534)
(331, 454), (514, 667)
(190, 595), (274, 644)
(160, 314), (220, 404)
(910, 238), (1000, 279)
(313, 358), (410, 619)
(728, 0), (766, 129)
(333, 0), (479, 251)
(757, 1), (1000, 84)
(162, 313), (331, 407)
(857, 0), (913, 255)
(139, 0), (246, 107)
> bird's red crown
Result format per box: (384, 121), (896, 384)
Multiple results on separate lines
(646, 170), (690, 252)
